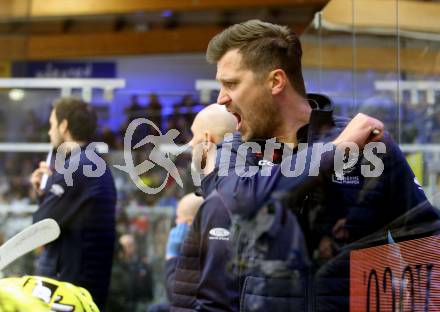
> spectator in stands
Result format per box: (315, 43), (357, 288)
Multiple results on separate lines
(125, 95), (143, 122)
(401, 93), (420, 143)
(166, 106), (180, 131)
(146, 93), (163, 131)
(120, 95), (156, 147)
(166, 105), (192, 144)
(98, 127), (118, 149)
(108, 234), (154, 312)
(413, 93), (432, 143)
(175, 94), (198, 125)
(23, 110), (45, 142)
(431, 107), (440, 142)
(0, 109), (6, 141)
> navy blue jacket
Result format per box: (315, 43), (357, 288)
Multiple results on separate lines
(33, 145), (116, 309)
(172, 93), (439, 311)
(212, 94), (439, 311)
(171, 189), (239, 312)
(169, 133), (313, 311)
(165, 257), (178, 303)
(205, 94), (435, 245)
(169, 135), (243, 312)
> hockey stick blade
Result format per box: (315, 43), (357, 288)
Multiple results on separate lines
(0, 219), (60, 271)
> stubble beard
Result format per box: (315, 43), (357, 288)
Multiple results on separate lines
(245, 94), (281, 141)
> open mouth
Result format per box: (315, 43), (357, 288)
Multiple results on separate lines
(232, 112), (242, 131)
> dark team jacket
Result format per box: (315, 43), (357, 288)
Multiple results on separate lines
(169, 133), (314, 312)
(212, 93), (439, 311)
(33, 145), (117, 309)
(171, 93), (439, 311)
(207, 93), (437, 248)
(168, 134), (244, 312)
(211, 94), (432, 217)
(170, 189), (238, 312)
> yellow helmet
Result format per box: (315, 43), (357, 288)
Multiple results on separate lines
(0, 276), (99, 312)
(0, 280), (47, 312)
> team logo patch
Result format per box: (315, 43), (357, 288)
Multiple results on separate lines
(331, 174), (360, 185)
(258, 160), (274, 167)
(209, 228), (230, 241)
(50, 184), (65, 197)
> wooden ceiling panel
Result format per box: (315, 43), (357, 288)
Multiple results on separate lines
(28, 20), (65, 34)
(0, 35), (27, 59)
(302, 41), (440, 75)
(0, 0), (30, 19)
(29, 0), (328, 18)
(66, 18), (117, 33)
(1, 26), (438, 75)
(25, 26), (223, 59)
(321, 0), (440, 35)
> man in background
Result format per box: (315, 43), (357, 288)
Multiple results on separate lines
(30, 96), (116, 310)
(108, 234), (154, 312)
(170, 104), (242, 311)
(165, 192), (204, 285)
(148, 192), (203, 312)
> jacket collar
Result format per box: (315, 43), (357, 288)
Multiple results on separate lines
(297, 93), (335, 144)
(250, 93), (335, 163)
(58, 143), (88, 161)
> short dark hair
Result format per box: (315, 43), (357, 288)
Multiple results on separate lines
(206, 19), (306, 97)
(52, 96), (97, 142)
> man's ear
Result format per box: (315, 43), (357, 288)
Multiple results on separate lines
(268, 69), (287, 95)
(59, 119), (68, 135)
(203, 131), (213, 149)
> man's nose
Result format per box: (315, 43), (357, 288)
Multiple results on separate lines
(217, 89), (230, 105)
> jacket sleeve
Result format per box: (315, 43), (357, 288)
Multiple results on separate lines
(342, 133), (440, 240)
(32, 169), (86, 230)
(165, 257), (178, 302)
(382, 134), (439, 231)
